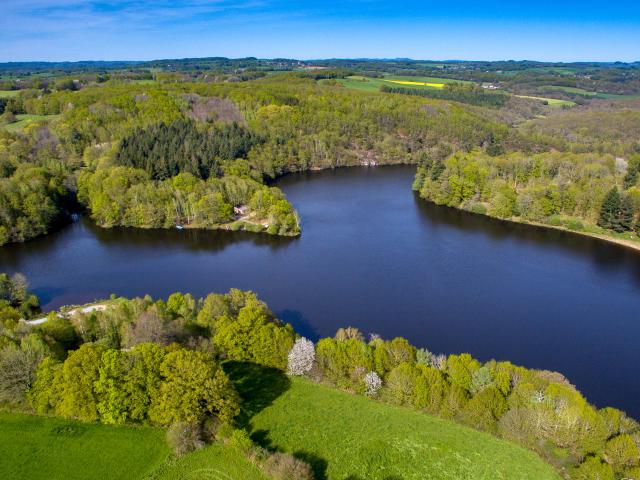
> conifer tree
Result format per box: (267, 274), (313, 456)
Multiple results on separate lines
(617, 195), (635, 232)
(598, 187), (621, 230)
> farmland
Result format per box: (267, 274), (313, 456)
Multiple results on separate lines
(336, 74), (467, 93)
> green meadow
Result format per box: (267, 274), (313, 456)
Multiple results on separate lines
(1, 114), (61, 132)
(0, 90), (20, 98)
(0, 411), (169, 480)
(514, 94), (576, 107)
(227, 363), (561, 480)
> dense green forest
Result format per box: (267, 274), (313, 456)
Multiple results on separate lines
(413, 151), (640, 239)
(0, 282), (638, 479)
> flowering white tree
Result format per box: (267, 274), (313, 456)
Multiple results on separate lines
(364, 371), (382, 397)
(287, 337), (315, 376)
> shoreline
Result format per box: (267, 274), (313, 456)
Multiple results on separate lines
(418, 194), (640, 254)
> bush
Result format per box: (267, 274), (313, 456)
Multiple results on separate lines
(229, 428), (254, 453)
(565, 219), (584, 231)
(469, 202), (487, 215)
(166, 422), (204, 456)
(262, 452), (315, 480)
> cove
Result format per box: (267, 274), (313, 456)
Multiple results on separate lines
(1, 165), (640, 418)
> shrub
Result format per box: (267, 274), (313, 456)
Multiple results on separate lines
(166, 422), (204, 456)
(229, 428), (254, 453)
(262, 452), (315, 480)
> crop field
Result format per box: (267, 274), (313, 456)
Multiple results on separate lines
(385, 79), (445, 88)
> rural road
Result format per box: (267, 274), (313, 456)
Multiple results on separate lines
(27, 304), (109, 325)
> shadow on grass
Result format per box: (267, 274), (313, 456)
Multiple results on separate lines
(223, 362), (335, 480)
(223, 361), (291, 429)
(294, 450), (328, 479)
(345, 477), (404, 480)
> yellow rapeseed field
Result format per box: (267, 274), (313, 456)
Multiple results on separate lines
(385, 80), (445, 89)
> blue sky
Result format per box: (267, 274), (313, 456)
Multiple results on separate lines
(1, 1), (639, 62)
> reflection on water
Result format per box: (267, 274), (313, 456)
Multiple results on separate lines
(1, 165), (640, 417)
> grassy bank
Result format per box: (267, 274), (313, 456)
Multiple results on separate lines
(226, 363), (561, 480)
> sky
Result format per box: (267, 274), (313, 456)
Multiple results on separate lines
(1, 1), (639, 63)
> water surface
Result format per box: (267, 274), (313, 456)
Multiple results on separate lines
(2, 166), (639, 417)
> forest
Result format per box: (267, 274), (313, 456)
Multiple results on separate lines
(0, 280), (638, 480)
(2, 59), (639, 246)
(413, 151), (640, 238)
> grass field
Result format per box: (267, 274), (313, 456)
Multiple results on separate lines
(155, 444), (268, 480)
(0, 90), (20, 98)
(0, 411), (169, 480)
(226, 363), (561, 480)
(514, 95), (576, 107)
(1, 114), (61, 132)
(540, 85), (640, 100)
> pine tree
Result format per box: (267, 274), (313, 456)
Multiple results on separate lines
(598, 187), (621, 230)
(617, 195), (635, 232)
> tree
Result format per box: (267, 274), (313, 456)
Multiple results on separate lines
(598, 187), (621, 230)
(364, 371), (382, 397)
(149, 349), (239, 425)
(0, 335), (49, 403)
(623, 155), (640, 189)
(571, 456), (614, 480)
(618, 194), (635, 232)
(28, 357), (63, 414)
(55, 344), (106, 421)
(373, 337), (416, 376)
(462, 386), (507, 431)
(213, 305), (295, 369)
(287, 337), (315, 376)
(446, 354), (480, 393)
(123, 308), (176, 348)
(603, 434), (639, 470)
(316, 338), (373, 389)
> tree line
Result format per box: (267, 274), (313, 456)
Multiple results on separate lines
(380, 82), (510, 108)
(414, 151), (640, 238)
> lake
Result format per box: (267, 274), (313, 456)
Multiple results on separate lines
(1, 165), (639, 417)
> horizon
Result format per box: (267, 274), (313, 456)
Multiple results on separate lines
(1, 1), (640, 63)
(1, 57), (640, 65)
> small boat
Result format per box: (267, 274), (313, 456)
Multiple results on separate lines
(175, 225), (184, 230)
